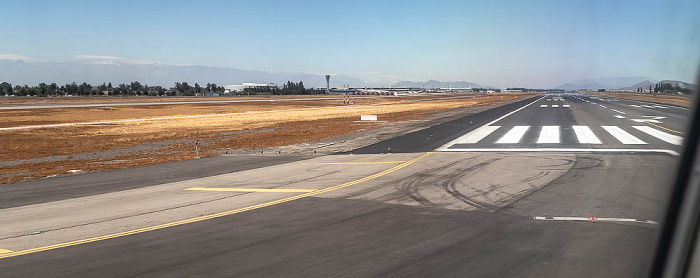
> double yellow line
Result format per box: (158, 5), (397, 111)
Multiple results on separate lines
(0, 152), (433, 260)
(646, 122), (683, 134)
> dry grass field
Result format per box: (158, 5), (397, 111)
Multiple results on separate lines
(0, 94), (534, 184)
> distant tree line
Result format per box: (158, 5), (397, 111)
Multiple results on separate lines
(173, 82), (225, 96)
(654, 83), (693, 95)
(0, 81), (225, 97)
(243, 81), (326, 95)
(0, 80), (330, 97)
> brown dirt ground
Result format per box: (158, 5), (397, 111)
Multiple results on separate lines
(0, 94), (535, 184)
(0, 94), (465, 105)
(0, 96), (459, 128)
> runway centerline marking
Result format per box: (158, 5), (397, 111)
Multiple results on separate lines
(185, 187), (317, 193)
(0, 152), (433, 260)
(611, 109), (626, 114)
(300, 161), (406, 165)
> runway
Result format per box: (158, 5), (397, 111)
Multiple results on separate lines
(0, 93), (687, 277)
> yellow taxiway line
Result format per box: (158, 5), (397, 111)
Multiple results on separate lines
(185, 187), (316, 193)
(0, 152), (433, 260)
(301, 161), (406, 165)
(646, 122), (684, 134)
(0, 249), (12, 254)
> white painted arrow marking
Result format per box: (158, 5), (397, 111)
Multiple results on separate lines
(632, 119), (662, 123)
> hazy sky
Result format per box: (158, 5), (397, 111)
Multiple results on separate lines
(2, 0), (700, 88)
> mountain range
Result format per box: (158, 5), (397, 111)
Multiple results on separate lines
(0, 60), (373, 88)
(555, 77), (696, 92)
(553, 77), (658, 90)
(1, 60), (694, 92)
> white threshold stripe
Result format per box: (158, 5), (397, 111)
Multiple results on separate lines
(533, 216), (658, 225)
(440, 148), (679, 156)
(540, 105), (547, 108)
(552, 104), (559, 108)
(563, 104), (570, 108)
(633, 126), (683, 145)
(537, 126), (560, 144)
(611, 109), (626, 114)
(496, 126), (530, 144)
(614, 115), (625, 119)
(572, 126), (602, 144)
(602, 126), (646, 145)
(435, 96), (545, 150)
(454, 125), (500, 144)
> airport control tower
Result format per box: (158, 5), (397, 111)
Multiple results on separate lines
(325, 75), (331, 94)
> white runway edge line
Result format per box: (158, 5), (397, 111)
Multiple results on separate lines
(436, 96), (546, 150)
(537, 126), (560, 144)
(533, 216), (658, 225)
(633, 126), (684, 145)
(496, 126), (530, 144)
(572, 126), (602, 144)
(441, 148), (679, 156)
(602, 126), (646, 145)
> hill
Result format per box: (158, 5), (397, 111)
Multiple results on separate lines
(617, 80), (655, 90)
(554, 76), (656, 90)
(657, 80), (696, 91)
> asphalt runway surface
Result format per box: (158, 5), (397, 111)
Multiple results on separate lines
(0, 93), (689, 277)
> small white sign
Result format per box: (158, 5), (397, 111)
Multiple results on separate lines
(360, 115), (377, 121)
